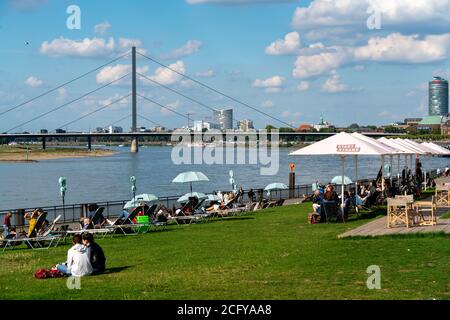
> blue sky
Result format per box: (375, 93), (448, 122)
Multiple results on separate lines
(0, 0), (450, 132)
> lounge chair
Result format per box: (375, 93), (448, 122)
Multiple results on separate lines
(2, 213), (62, 251)
(85, 207), (106, 229)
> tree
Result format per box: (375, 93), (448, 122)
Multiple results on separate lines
(265, 125), (277, 132)
(279, 127), (294, 133)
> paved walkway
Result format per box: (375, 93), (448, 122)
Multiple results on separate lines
(338, 207), (450, 238)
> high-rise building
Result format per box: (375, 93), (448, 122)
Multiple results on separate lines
(429, 76), (449, 116)
(108, 126), (123, 134)
(239, 119), (254, 131)
(213, 108), (233, 130)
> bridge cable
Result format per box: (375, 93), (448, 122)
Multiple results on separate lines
(103, 114), (132, 130)
(7, 73), (130, 133)
(137, 72), (240, 127)
(137, 93), (192, 121)
(138, 114), (166, 129)
(137, 52), (294, 129)
(0, 51), (130, 117)
(56, 93), (132, 130)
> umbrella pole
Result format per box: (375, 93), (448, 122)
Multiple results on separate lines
(354, 155), (358, 194)
(381, 155), (385, 192)
(390, 155), (393, 184)
(190, 182), (193, 194)
(341, 155), (345, 223)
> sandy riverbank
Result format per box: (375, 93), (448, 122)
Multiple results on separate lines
(0, 146), (116, 162)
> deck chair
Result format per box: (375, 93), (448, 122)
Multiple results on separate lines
(112, 207), (143, 235)
(321, 201), (343, 223)
(3, 213), (62, 251)
(85, 207), (106, 229)
(42, 215), (62, 237)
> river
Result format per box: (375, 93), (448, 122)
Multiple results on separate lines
(0, 146), (448, 210)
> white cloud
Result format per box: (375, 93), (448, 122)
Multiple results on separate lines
(40, 37), (145, 58)
(281, 111), (302, 118)
(293, 47), (350, 79)
(161, 100), (181, 116)
(291, 0), (450, 33)
(96, 64), (149, 84)
(149, 61), (186, 85)
(253, 76), (284, 88)
(354, 33), (450, 63)
(321, 70), (349, 93)
(265, 32), (301, 56)
(187, 0), (296, 4)
(195, 69), (215, 78)
(25, 76), (43, 88)
(297, 81), (310, 91)
(353, 65), (365, 72)
(57, 88), (67, 101)
(161, 40), (202, 59)
(261, 100), (274, 108)
(40, 37), (116, 58)
(119, 38), (142, 50)
(99, 93), (129, 109)
(8, 0), (48, 11)
(293, 33), (450, 79)
(94, 22), (112, 35)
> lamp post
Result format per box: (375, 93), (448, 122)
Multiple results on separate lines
(59, 177), (67, 220)
(130, 176), (137, 205)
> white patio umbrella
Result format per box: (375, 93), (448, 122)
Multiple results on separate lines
(290, 132), (390, 220)
(352, 133), (402, 190)
(394, 138), (427, 171)
(422, 142), (450, 156)
(331, 176), (353, 185)
(172, 171), (209, 194)
(378, 138), (417, 176)
(404, 139), (439, 155)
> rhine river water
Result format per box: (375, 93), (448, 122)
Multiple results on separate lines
(1, 146), (449, 210)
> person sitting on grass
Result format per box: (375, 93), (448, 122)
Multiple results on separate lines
(82, 233), (106, 275)
(56, 234), (93, 277)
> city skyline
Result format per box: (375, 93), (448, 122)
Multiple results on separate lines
(1, 0), (450, 132)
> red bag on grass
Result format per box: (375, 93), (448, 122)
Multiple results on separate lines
(34, 268), (66, 279)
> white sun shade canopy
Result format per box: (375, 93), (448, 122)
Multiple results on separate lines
(422, 142), (450, 155)
(403, 139), (440, 155)
(377, 138), (416, 155)
(289, 132), (391, 156)
(394, 139), (427, 155)
(351, 132), (402, 155)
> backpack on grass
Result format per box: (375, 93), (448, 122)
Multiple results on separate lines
(34, 268), (66, 279)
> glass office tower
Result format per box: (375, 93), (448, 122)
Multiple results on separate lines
(429, 77), (449, 116)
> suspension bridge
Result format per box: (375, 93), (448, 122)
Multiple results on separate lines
(0, 47), (398, 152)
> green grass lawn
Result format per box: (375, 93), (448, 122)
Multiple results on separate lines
(0, 203), (449, 300)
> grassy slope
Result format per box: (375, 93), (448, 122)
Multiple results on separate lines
(0, 203), (449, 300)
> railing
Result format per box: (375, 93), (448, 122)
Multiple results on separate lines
(0, 169), (439, 229)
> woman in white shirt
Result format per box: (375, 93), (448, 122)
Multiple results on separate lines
(56, 234), (93, 277)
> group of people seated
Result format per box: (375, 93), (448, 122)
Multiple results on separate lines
(1, 208), (50, 242)
(310, 180), (386, 222)
(55, 233), (105, 277)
